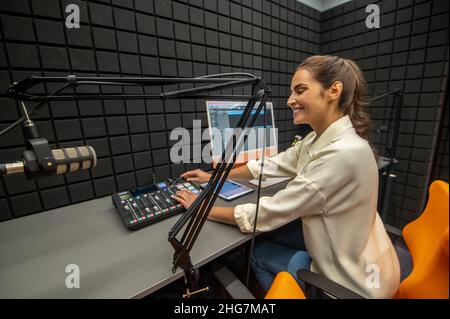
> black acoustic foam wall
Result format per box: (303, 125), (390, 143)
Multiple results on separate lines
(1, 0), (448, 228)
(0, 0), (320, 220)
(321, 0), (449, 227)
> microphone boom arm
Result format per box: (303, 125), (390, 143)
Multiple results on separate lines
(3, 73), (271, 298)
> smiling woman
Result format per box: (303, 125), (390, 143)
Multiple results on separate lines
(178, 55), (401, 298)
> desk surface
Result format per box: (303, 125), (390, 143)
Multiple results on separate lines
(0, 179), (289, 299)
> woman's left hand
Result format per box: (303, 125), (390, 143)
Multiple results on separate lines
(173, 189), (198, 209)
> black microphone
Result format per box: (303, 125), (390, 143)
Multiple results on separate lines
(0, 145), (97, 178)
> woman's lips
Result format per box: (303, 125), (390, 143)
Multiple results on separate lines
(293, 107), (305, 116)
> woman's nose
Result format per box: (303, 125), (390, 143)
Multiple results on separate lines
(287, 95), (296, 108)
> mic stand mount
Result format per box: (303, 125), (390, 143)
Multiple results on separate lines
(5, 73), (271, 298)
(0, 99), (57, 178)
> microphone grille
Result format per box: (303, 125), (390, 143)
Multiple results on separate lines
(51, 145), (97, 174)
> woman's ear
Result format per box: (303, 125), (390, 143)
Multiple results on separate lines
(328, 81), (343, 102)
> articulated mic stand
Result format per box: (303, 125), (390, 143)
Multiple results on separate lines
(4, 73), (271, 298)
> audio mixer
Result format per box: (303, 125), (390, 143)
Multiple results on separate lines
(112, 179), (201, 230)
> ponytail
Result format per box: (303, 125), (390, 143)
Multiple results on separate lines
(343, 59), (372, 140)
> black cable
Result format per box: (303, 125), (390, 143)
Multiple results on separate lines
(0, 83), (71, 138)
(245, 100), (267, 287)
(180, 94), (264, 251)
(3, 73), (271, 292)
(169, 92), (264, 237)
(1, 75), (256, 139)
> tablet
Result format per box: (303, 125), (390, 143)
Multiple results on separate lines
(200, 180), (254, 201)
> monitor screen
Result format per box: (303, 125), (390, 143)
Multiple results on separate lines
(206, 101), (278, 164)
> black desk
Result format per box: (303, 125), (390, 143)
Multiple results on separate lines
(0, 179), (289, 298)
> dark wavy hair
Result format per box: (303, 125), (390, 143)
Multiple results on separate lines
(297, 55), (372, 141)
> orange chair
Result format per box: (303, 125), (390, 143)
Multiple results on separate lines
(265, 272), (306, 299)
(266, 180), (449, 299)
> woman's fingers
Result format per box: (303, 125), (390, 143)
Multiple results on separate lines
(180, 169), (200, 179)
(181, 174), (199, 183)
(173, 195), (187, 208)
(180, 169), (209, 183)
(174, 189), (198, 209)
(176, 189), (194, 198)
(176, 189), (187, 196)
(180, 171), (191, 179)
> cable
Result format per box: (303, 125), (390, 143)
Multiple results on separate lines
(0, 75), (247, 139)
(245, 100), (267, 287)
(3, 72), (271, 298)
(0, 83), (71, 138)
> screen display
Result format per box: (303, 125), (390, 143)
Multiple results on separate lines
(207, 101), (277, 158)
(201, 180), (253, 200)
(219, 181), (251, 197)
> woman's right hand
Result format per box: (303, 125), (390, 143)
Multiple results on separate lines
(180, 169), (211, 184)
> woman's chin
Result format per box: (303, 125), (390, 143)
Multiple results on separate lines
(293, 116), (307, 125)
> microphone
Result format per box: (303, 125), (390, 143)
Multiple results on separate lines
(0, 145), (97, 178)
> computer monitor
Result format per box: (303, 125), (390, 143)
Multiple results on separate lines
(206, 101), (278, 166)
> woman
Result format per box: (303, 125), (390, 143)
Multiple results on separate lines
(174, 55), (400, 299)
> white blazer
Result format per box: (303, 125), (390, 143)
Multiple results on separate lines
(234, 115), (400, 298)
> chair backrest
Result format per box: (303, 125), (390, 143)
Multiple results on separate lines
(265, 271), (306, 299)
(396, 180), (449, 299)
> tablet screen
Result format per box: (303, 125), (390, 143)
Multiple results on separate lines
(200, 180), (253, 200)
(220, 181), (251, 198)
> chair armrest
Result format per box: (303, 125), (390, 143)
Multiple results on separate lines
(214, 265), (255, 299)
(296, 269), (365, 299)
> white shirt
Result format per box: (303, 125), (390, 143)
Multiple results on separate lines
(234, 115), (400, 298)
